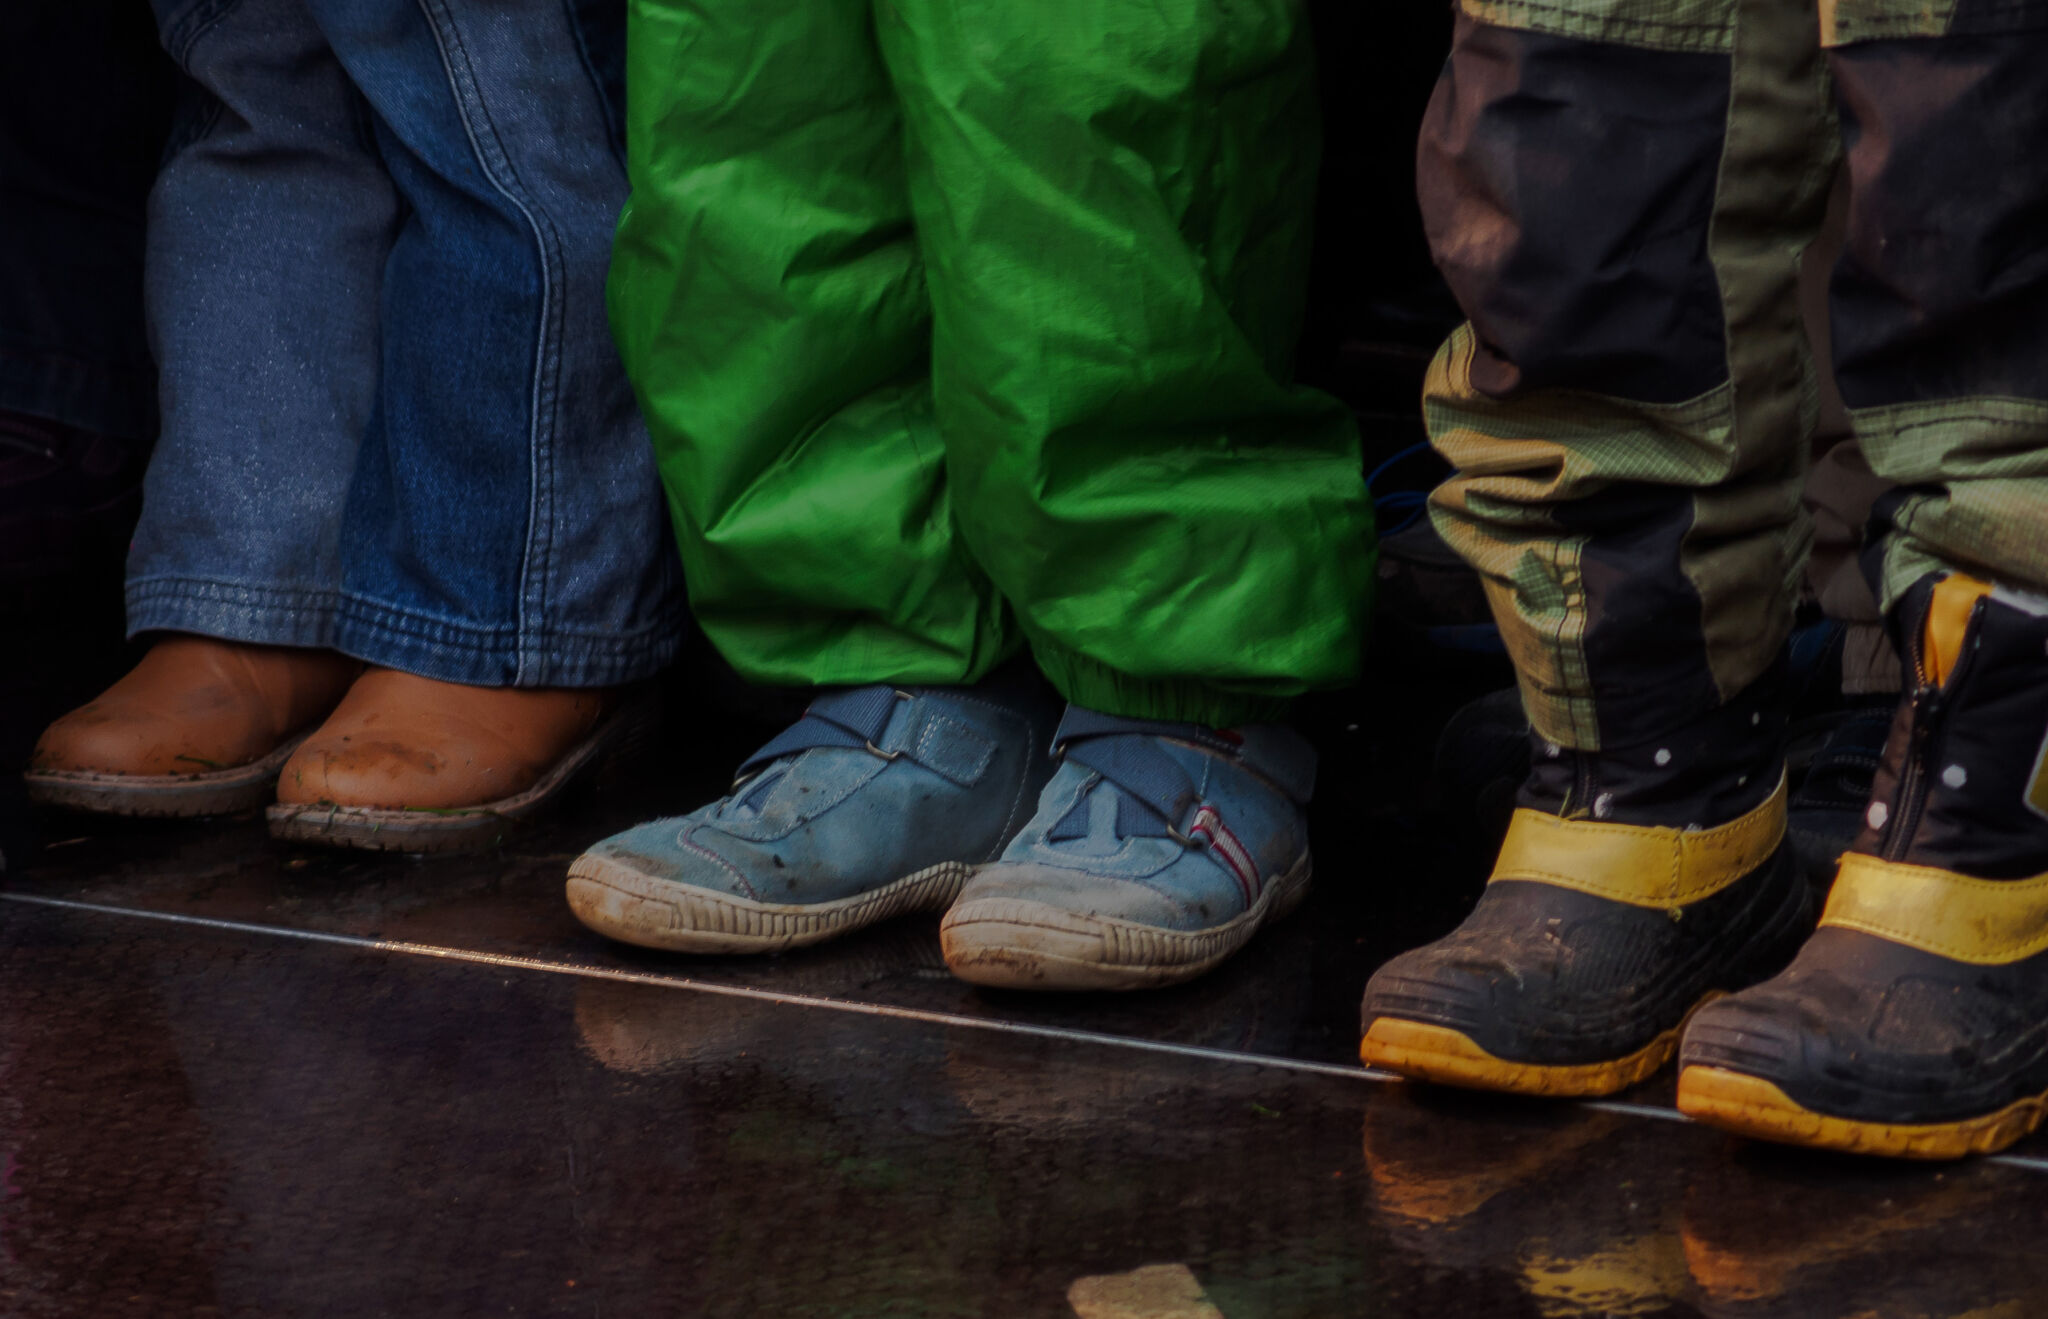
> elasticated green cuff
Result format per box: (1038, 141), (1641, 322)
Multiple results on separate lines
(1029, 642), (1294, 729)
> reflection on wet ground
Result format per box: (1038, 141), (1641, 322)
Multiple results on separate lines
(7, 646), (2048, 1315)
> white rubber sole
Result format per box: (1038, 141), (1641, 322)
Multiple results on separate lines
(939, 853), (1313, 992)
(266, 698), (651, 855)
(565, 854), (973, 955)
(24, 733), (311, 819)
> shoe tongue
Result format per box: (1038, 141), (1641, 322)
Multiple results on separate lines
(724, 760), (793, 818)
(1047, 754), (1191, 846)
(1057, 781), (1130, 856)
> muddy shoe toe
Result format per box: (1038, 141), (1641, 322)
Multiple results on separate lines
(1362, 667), (1815, 1097)
(569, 678), (1060, 954)
(1360, 831), (1809, 1096)
(268, 670), (636, 854)
(27, 637), (358, 818)
(941, 709), (1315, 992)
(1679, 574), (2048, 1159)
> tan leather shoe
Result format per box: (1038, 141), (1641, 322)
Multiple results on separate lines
(268, 668), (652, 854)
(26, 636), (361, 817)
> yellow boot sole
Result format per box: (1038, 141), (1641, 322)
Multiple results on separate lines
(1359, 1014), (1687, 1098)
(1676, 1065), (2048, 1160)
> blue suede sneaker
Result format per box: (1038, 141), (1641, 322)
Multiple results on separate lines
(567, 677), (1059, 954)
(940, 707), (1315, 991)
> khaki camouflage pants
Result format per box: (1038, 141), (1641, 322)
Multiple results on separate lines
(1422, 0), (2048, 750)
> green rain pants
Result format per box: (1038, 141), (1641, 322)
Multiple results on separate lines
(608, 0), (1373, 727)
(1420, 0), (2048, 750)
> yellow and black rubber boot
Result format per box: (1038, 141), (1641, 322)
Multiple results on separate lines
(1359, 662), (1817, 1096)
(1679, 574), (2048, 1159)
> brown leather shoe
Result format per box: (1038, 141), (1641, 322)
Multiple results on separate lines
(268, 668), (653, 854)
(26, 637), (361, 817)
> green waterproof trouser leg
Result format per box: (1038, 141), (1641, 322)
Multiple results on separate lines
(1420, 0), (2048, 752)
(609, 0), (1373, 726)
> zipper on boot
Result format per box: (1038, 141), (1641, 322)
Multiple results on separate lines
(1878, 595), (1987, 863)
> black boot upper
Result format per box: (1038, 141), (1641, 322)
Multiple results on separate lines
(1363, 658), (1814, 1068)
(1683, 575), (2048, 1129)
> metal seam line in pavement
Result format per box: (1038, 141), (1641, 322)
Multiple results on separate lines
(10, 890), (2048, 1174)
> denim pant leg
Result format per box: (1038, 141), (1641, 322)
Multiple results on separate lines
(133, 0), (682, 686)
(311, 0), (683, 687)
(129, 0), (400, 650)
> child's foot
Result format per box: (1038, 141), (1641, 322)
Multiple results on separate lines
(268, 669), (641, 854)
(1359, 666), (1814, 1097)
(1681, 575), (2048, 1159)
(567, 679), (1060, 953)
(941, 708), (1316, 991)
(27, 636), (359, 817)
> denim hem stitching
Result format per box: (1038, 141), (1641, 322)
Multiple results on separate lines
(334, 594), (683, 686)
(332, 588), (684, 648)
(127, 577), (342, 614)
(124, 579), (342, 649)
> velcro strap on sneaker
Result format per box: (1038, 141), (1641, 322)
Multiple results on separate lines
(737, 687), (995, 788)
(1488, 773), (1786, 909)
(1822, 853), (2048, 965)
(1048, 708), (1315, 841)
(878, 704), (997, 787)
(739, 687), (901, 777)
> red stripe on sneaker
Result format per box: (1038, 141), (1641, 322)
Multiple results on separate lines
(1190, 805), (1259, 905)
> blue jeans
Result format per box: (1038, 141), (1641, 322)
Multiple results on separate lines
(131, 0), (684, 687)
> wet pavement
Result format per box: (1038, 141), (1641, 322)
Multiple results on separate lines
(7, 636), (2048, 1316)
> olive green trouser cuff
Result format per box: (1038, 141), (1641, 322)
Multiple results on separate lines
(1854, 398), (2048, 613)
(1444, 0), (2043, 50)
(1422, 0), (2048, 751)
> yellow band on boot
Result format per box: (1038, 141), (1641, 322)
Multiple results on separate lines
(1489, 775), (1786, 909)
(1823, 852), (2048, 965)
